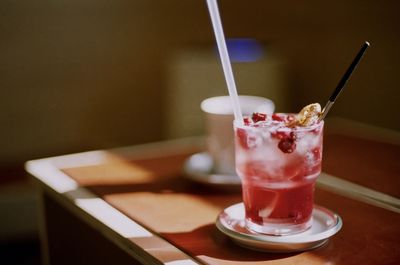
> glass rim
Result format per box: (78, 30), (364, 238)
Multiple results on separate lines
(233, 119), (324, 132)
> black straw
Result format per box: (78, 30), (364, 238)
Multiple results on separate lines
(329, 41), (370, 102)
(319, 41), (370, 120)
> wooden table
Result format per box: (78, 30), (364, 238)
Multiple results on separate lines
(26, 119), (400, 265)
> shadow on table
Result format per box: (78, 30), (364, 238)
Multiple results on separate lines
(76, 178), (300, 262)
(84, 176), (240, 197)
(161, 223), (299, 262)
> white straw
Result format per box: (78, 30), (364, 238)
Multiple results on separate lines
(206, 0), (243, 122)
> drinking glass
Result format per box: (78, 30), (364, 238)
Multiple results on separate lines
(234, 116), (324, 235)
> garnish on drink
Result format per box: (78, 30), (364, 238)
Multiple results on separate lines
(297, 103), (322, 126)
(238, 103), (322, 154)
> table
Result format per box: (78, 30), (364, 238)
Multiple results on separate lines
(26, 119), (400, 265)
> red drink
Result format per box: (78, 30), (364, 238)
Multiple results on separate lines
(234, 113), (323, 235)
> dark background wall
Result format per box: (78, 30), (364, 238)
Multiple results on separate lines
(1, 0), (399, 165)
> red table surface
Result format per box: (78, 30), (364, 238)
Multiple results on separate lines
(61, 134), (400, 265)
(323, 134), (400, 198)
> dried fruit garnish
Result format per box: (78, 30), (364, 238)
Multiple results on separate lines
(278, 132), (297, 153)
(251, 112), (267, 123)
(243, 117), (253, 125)
(278, 138), (296, 153)
(272, 113), (285, 121)
(297, 103), (321, 126)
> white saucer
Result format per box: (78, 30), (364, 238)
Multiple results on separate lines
(183, 152), (241, 186)
(216, 203), (342, 253)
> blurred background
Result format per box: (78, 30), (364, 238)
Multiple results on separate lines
(0, 0), (399, 264)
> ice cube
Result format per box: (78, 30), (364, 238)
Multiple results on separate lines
(246, 130), (263, 149)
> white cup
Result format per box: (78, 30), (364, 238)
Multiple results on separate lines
(201, 95), (275, 175)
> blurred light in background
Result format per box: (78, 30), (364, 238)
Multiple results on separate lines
(214, 38), (264, 62)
